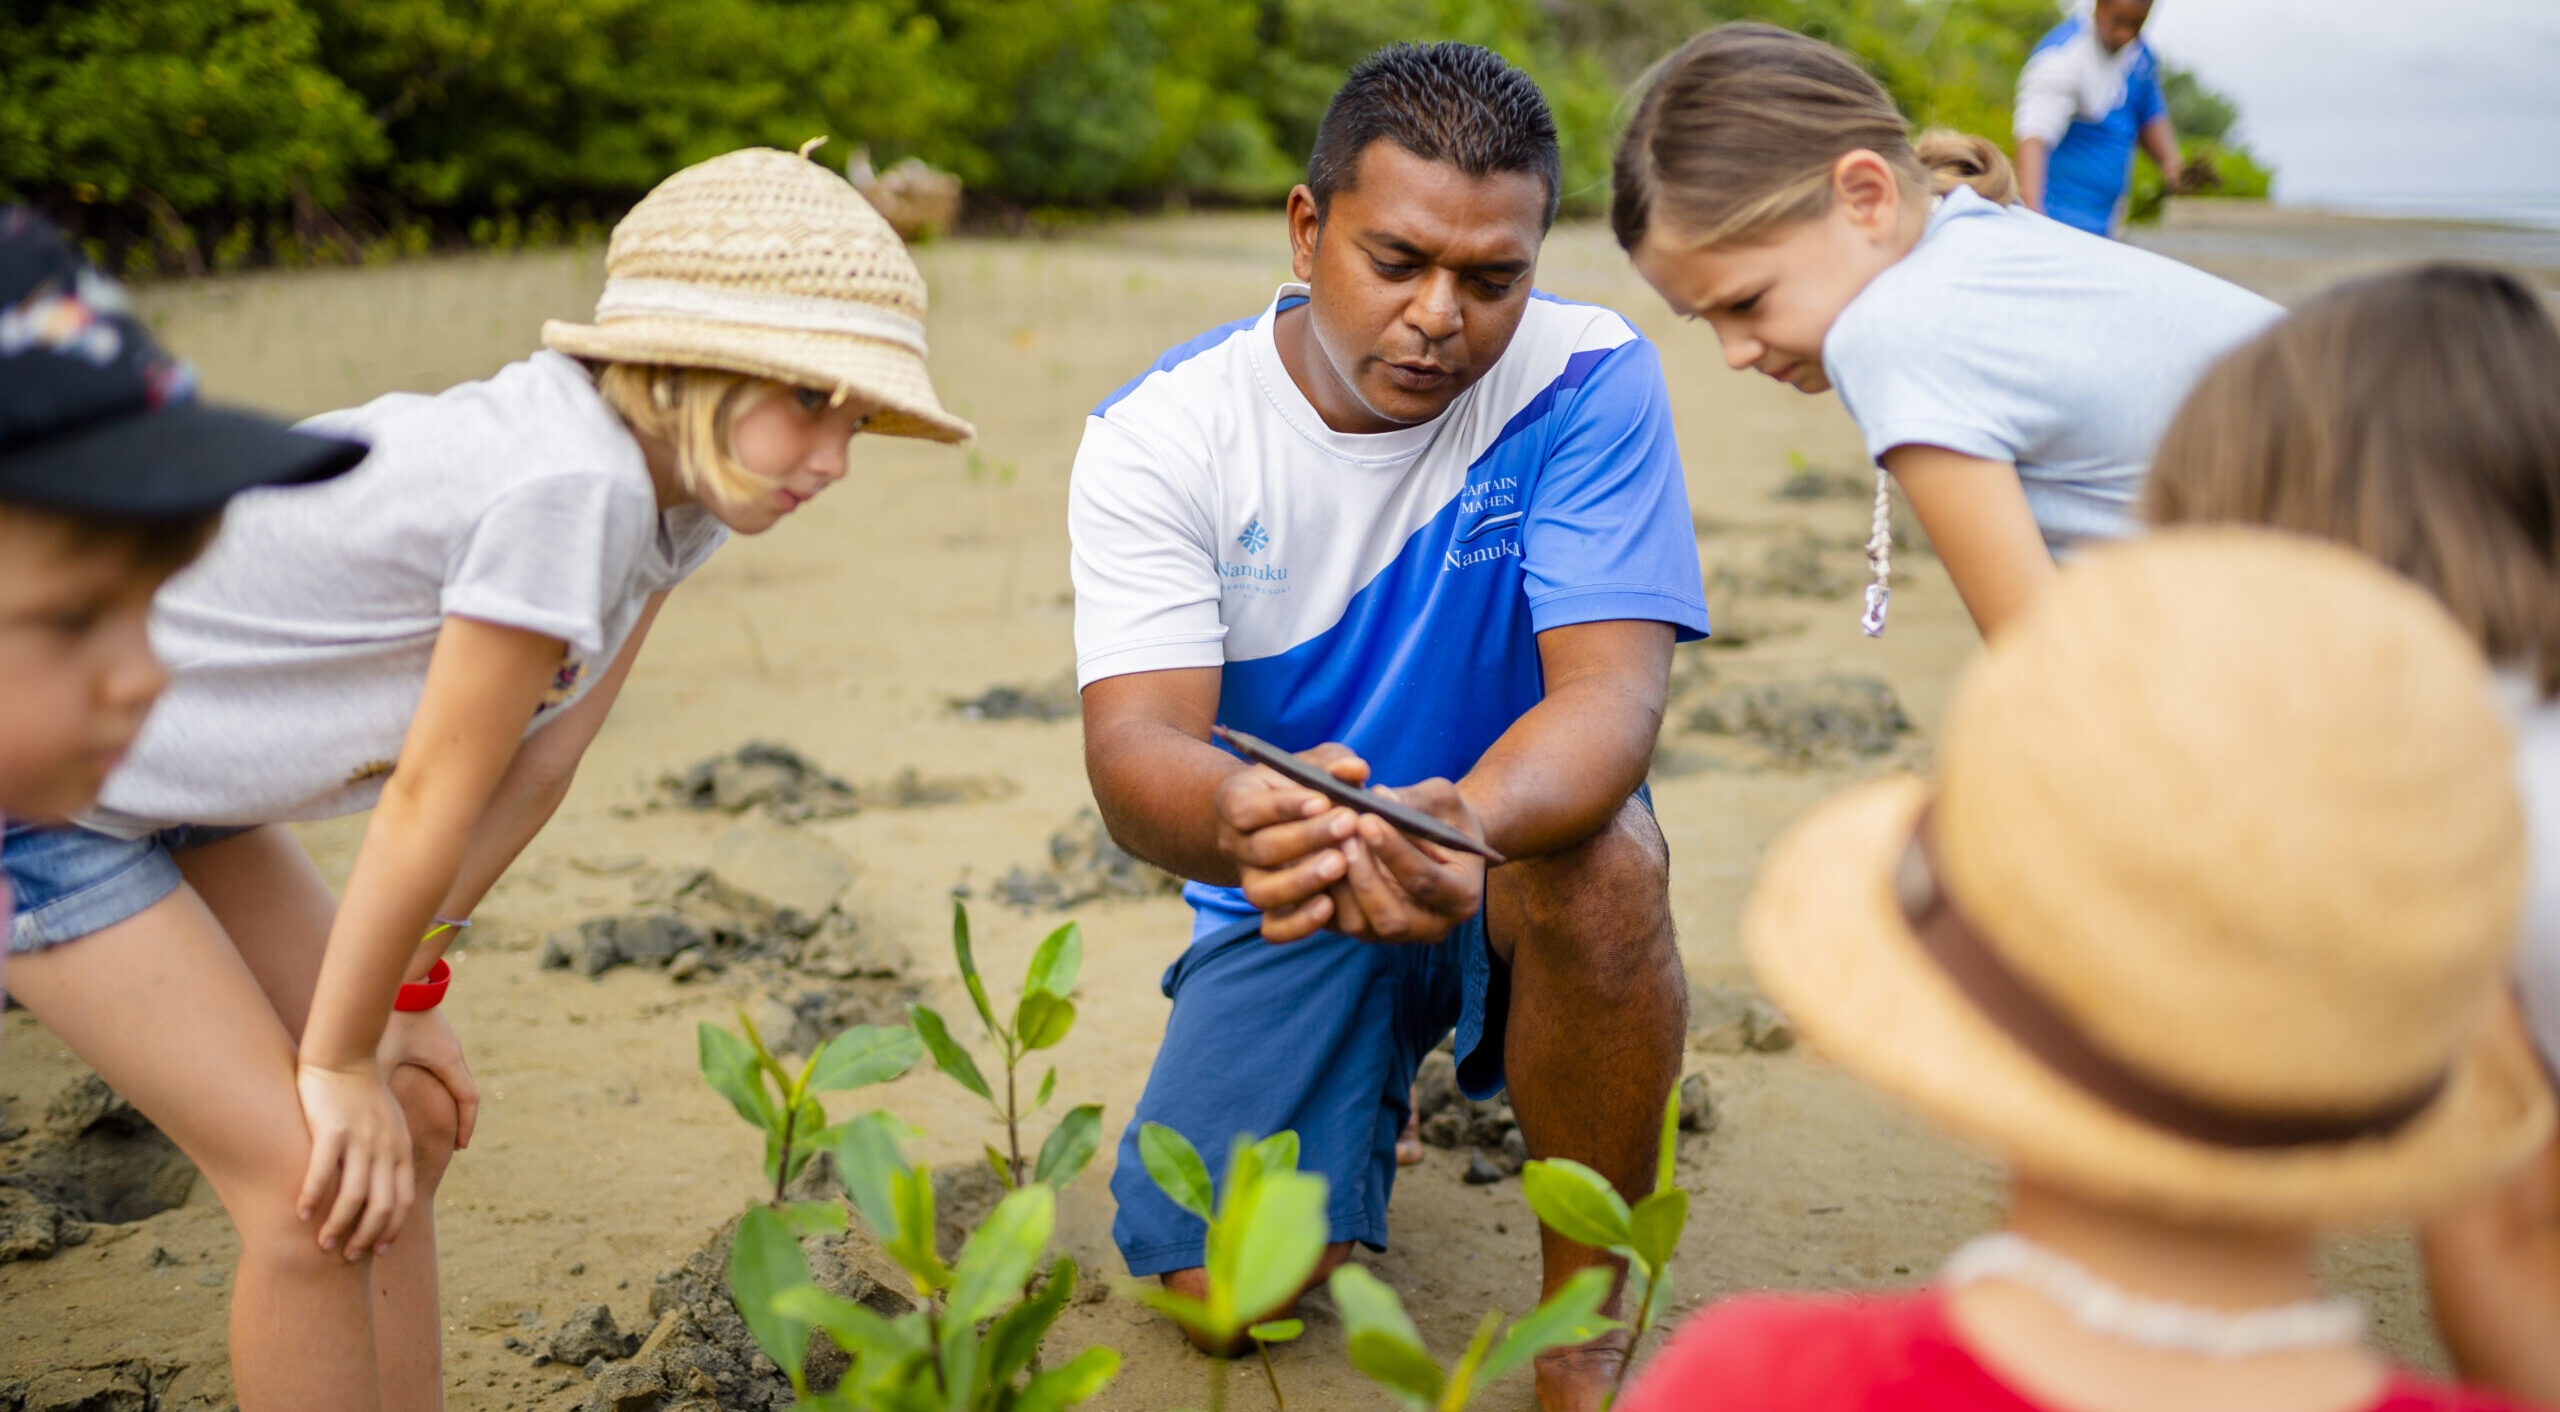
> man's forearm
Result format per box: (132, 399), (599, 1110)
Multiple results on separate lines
(2016, 138), (2050, 211)
(1087, 716), (1250, 885)
(2139, 117), (2182, 181)
(1459, 675), (1663, 862)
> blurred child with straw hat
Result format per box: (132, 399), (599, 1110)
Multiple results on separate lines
(1619, 528), (2550, 1412)
(1, 142), (967, 1411)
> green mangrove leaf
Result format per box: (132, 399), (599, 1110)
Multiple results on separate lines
(950, 900), (1001, 1039)
(771, 1284), (917, 1365)
(1441, 1309), (1506, 1411)
(938, 1305), (984, 1412)
(1346, 1328), (1445, 1409)
(908, 1003), (994, 1103)
(1015, 1346), (1121, 1412)
(1026, 920), (1084, 998)
(987, 1143), (1018, 1190)
(697, 1023), (775, 1131)
(1477, 1266), (1621, 1388)
(778, 1200), (848, 1237)
(1033, 1104), (1104, 1189)
(829, 1110), (914, 1242)
(1138, 1121), (1214, 1222)
(1035, 1066), (1059, 1110)
(806, 1024), (924, 1092)
(1656, 1084), (1681, 1197)
(1520, 1159), (1635, 1251)
(1015, 988), (1076, 1051)
(1328, 1263), (1425, 1351)
(885, 1164), (951, 1293)
(729, 1205), (813, 1377)
(1251, 1130), (1300, 1174)
(985, 1256), (1078, 1384)
(1629, 1189), (1688, 1274)
(1247, 1318), (1304, 1343)
(950, 1183), (1057, 1326)
(1227, 1167), (1329, 1332)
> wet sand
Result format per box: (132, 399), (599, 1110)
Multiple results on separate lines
(0, 205), (2477, 1410)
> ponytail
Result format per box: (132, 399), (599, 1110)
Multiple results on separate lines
(1915, 128), (2017, 205)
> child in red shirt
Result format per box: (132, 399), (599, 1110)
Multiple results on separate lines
(1621, 530), (2548, 1412)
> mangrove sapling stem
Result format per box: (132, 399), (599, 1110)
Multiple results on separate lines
(1254, 1339), (1284, 1409)
(772, 1102), (799, 1206)
(1006, 1051), (1025, 1188)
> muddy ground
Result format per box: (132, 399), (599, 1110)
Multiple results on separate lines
(9, 202), (2553, 1411)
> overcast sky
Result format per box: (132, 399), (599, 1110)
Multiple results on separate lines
(2141, 0), (2560, 225)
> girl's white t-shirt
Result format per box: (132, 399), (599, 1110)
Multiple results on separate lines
(85, 351), (726, 836)
(1821, 186), (2282, 548)
(2501, 670), (2560, 1077)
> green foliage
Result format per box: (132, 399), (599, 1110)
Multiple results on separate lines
(912, 902), (1104, 1193)
(777, 1122), (1124, 1410)
(1329, 1264), (1618, 1411)
(1130, 1125), (1331, 1410)
(6, 0), (2274, 266)
(697, 1010), (924, 1203)
(1514, 1088), (1689, 1408)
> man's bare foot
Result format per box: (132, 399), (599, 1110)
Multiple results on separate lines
(1533, 1329), (1631, 1412)
(1397, 1105), (1424, 1167)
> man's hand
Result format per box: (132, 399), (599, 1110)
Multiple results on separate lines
(1321, 778), (1487, 946)
(379, 1008), (480, 1151)
(1216, 742), (1489, 944)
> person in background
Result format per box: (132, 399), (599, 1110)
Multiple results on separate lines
(1613, 22), (2274, 642)
(0, 209), (364, 997)
(1075, 43), (1708, 1410)
(2, 147), (970, 1412)
(2015, 0), (2186, 237)
(1620, 528), (2550, 1412)
(2141, 263), (2560, 1407)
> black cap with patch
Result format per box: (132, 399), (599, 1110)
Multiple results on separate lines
(0, 208), (365, 518)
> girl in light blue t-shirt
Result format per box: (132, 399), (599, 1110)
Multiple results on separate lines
(1610, 22), (2277, 640)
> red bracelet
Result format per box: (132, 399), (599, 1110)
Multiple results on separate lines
(395, 958), (451, 1012)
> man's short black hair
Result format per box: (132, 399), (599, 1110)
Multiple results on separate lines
(1306, 43), (1562, 228)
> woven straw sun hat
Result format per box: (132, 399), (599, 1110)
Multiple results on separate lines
(1746, 527), (2552, 1227)
(543, 142), (973, 444)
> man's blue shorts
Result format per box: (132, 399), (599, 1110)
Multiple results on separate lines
(1108, 904), (1508, 1275)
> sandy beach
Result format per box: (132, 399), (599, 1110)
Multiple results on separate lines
(3, 201), (2538, 1411)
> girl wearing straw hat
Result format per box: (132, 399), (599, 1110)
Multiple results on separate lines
(1, 143), (968, 1412)
(2142, 264), (2560, 1407)
(1619, 529), (2550, 1412)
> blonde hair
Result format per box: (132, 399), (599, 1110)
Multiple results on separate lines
(593, 362), (788, 507)
(1610, 23), (2014, 252)
(2146, 265), (2560, 698)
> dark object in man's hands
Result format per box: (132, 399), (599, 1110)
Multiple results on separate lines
(1213, 725), (1506, 864)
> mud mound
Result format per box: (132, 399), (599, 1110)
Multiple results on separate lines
(0, 1357), (230, 1412)
(983, 807), (1180, 911)
(950, 673), (1080, 723)
(1685, 675), (1912, 768)
(545, 833), (912, 984)
(852, 767), (1016, 810)
(1708, 531), (1855, 600)
(0, 1076), (197, 1262)
(660, 742), (859, 822)
(1771, 465), (1871, 500)
(1409, 1053), (1717, 1184)
(584, 1208), (914, 1412)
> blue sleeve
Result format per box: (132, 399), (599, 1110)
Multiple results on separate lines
(1519, 337), (1712, 642)
(2132, 49), (2167, 126)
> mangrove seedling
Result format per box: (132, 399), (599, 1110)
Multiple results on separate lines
(698, 1009), (924, 1203)
(1518, 1088), (1690, 1408)
(1328, 1263), (1621, 1412)
(1129, 1123), (1330, 1412)
(735, 1113), (1120, 1411)
(911, 900), (1104, 1191)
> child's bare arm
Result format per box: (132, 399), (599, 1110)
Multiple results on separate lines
(1884, 444), (2058, 640)
(296, 614), (562, 1258)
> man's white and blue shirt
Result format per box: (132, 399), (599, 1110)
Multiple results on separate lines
(1069, 284), (1710, 920)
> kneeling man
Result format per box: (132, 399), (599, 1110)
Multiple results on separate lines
(1072, 42), (1707, 1411)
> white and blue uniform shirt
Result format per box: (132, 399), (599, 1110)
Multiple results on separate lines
(1070, 285), (1711, 919)
(2014, 12), (2168, 236)
(1821, 187), (2281, 548)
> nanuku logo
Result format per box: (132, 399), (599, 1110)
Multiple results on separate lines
(1236, 517), (1271, 555)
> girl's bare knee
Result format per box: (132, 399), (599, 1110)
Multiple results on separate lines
(387, 1065), (459, 1178)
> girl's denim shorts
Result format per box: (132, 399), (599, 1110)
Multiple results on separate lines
(4, 821), (250, 955)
